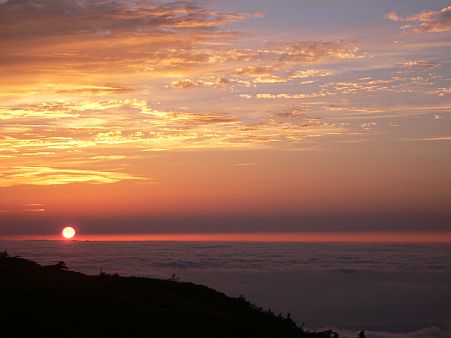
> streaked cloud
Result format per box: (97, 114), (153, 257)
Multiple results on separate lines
(0, 166), (144, 187)
(416, 135), (451, 141)
(2, 95), (382, 186)
(403, 61), (439, 69)
(290, 70), (333, 79)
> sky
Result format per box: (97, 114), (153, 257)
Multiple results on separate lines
(0, 0), (450, 238)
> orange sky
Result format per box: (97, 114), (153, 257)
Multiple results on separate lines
(0, 0), (450, 238)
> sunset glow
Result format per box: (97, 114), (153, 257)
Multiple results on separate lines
(0, 0), (449, 240)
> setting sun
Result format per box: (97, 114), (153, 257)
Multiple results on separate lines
(62, 227), (76, 239)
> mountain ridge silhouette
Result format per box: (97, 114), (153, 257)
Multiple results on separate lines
(0, 251), (340, 338)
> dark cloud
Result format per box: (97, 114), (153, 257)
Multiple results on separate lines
(0, 0), (247, 75)
(0, 0), (245, 38)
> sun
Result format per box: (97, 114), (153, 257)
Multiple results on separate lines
(62, 226), (76, 239)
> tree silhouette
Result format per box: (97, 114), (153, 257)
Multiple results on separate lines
(168, 273), (180, 282)
(53, 261), (68, 270)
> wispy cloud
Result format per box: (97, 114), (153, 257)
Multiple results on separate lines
(0, 166), (145, 187)
(403, 61), (439, 69)
(1, 96), (378, 186)
(416, 136), (451, 141)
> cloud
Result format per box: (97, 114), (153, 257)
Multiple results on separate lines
(0, 0), (247, 38)
(234, 66), (278, 76)
(403, 61), (439, 69)
(385, 12), (401, 22)
(253, 76), (287, 84)
(271, 41), (365, 63)
(0, 166), (145, 187)
(233, 162), (257, 166)
(0, 97), (370, 186)
(386, 6), (451, 33)
(169, 78), (239, 89)
(255, 92), (327, 99)
(166, 48), (348, 89)
(275, 108), (321, 121)
(0, 0), (248, 80)
(55, 85), (130, 96)
(23, 202), (46, 212)
(320, 72), (446, 96)
(430, 87), (451, 96)
(0, 98), (340, 153)
(0, 0), (367, 101)
(3, 241), (451, 338)
(169, 59), (340, 89)
(89, 155), (127, 161)
(1, 0), (421, 189)
(290, 70), (333, 79)
(416, 136), (451, 141)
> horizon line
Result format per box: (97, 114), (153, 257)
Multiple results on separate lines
(2, 231), (451, 243)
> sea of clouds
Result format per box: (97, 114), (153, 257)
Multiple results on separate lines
(2, 240), (451, 338)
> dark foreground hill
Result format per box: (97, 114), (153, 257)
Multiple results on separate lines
(0, 252), (339, 338)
